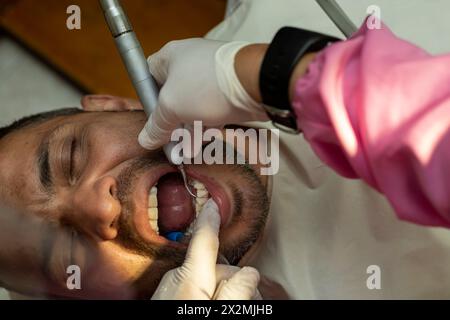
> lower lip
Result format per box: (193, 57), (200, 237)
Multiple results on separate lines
(185, 168), (232, 228)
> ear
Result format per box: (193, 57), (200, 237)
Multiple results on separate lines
(81, 95), (143, 112)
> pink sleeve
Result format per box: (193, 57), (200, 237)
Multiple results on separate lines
(292, 20), (450, 228)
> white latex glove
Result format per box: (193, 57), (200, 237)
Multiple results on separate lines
(151, 198), (261, 300)
(138, 38), (268, 151)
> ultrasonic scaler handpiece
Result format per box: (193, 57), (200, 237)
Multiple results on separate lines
(99, 0), (195, 198)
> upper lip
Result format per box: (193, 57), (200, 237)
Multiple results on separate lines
(130, 164), (232, 246)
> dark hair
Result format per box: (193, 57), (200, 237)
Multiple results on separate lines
(0, 108), (83, 141)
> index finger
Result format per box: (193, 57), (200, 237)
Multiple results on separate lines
(182, 199), (221, 289)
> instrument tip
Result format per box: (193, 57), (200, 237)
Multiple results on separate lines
(179, 165), (197, 198)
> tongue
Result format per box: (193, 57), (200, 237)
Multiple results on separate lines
(156, 172), (195, 234)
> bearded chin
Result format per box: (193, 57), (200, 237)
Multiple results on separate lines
(111, 156), (270, 298)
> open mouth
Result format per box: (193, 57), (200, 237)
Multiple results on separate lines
(132, 165), (232, 246)
(146, 171), (211, 237)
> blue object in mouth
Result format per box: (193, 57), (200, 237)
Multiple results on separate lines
(165, 231), (184, 242)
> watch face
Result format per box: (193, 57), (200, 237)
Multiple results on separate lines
(260, 27), (339, 112)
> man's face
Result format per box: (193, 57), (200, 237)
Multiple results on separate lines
(0, 102), (270, 299)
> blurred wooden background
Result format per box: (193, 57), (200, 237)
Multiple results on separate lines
(0, 0), (225, 97)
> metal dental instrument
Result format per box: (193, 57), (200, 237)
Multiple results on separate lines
(179, 166), (197, 198)
(99, 0), (196, 198)
(316, 0), (357, 38)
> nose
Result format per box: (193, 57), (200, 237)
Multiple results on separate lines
(69, 176), (121, 240)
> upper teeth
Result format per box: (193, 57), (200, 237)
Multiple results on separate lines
(147, 186), (158, 234)
(147, 179), (210, 235)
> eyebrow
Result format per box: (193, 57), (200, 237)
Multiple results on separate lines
(37, 134), (53, 195)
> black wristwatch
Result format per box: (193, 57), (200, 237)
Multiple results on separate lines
(259, 27), (340, 133)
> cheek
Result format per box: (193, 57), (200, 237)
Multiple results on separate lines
(90, 130), (145, 166)
(93, 113), (145, 150)
(80, 242), (152, 298)
(113, 112), (146, 140)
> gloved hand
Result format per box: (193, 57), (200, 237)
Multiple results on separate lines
(138, 38), (268, 151)
(151, 198), (261, 300)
